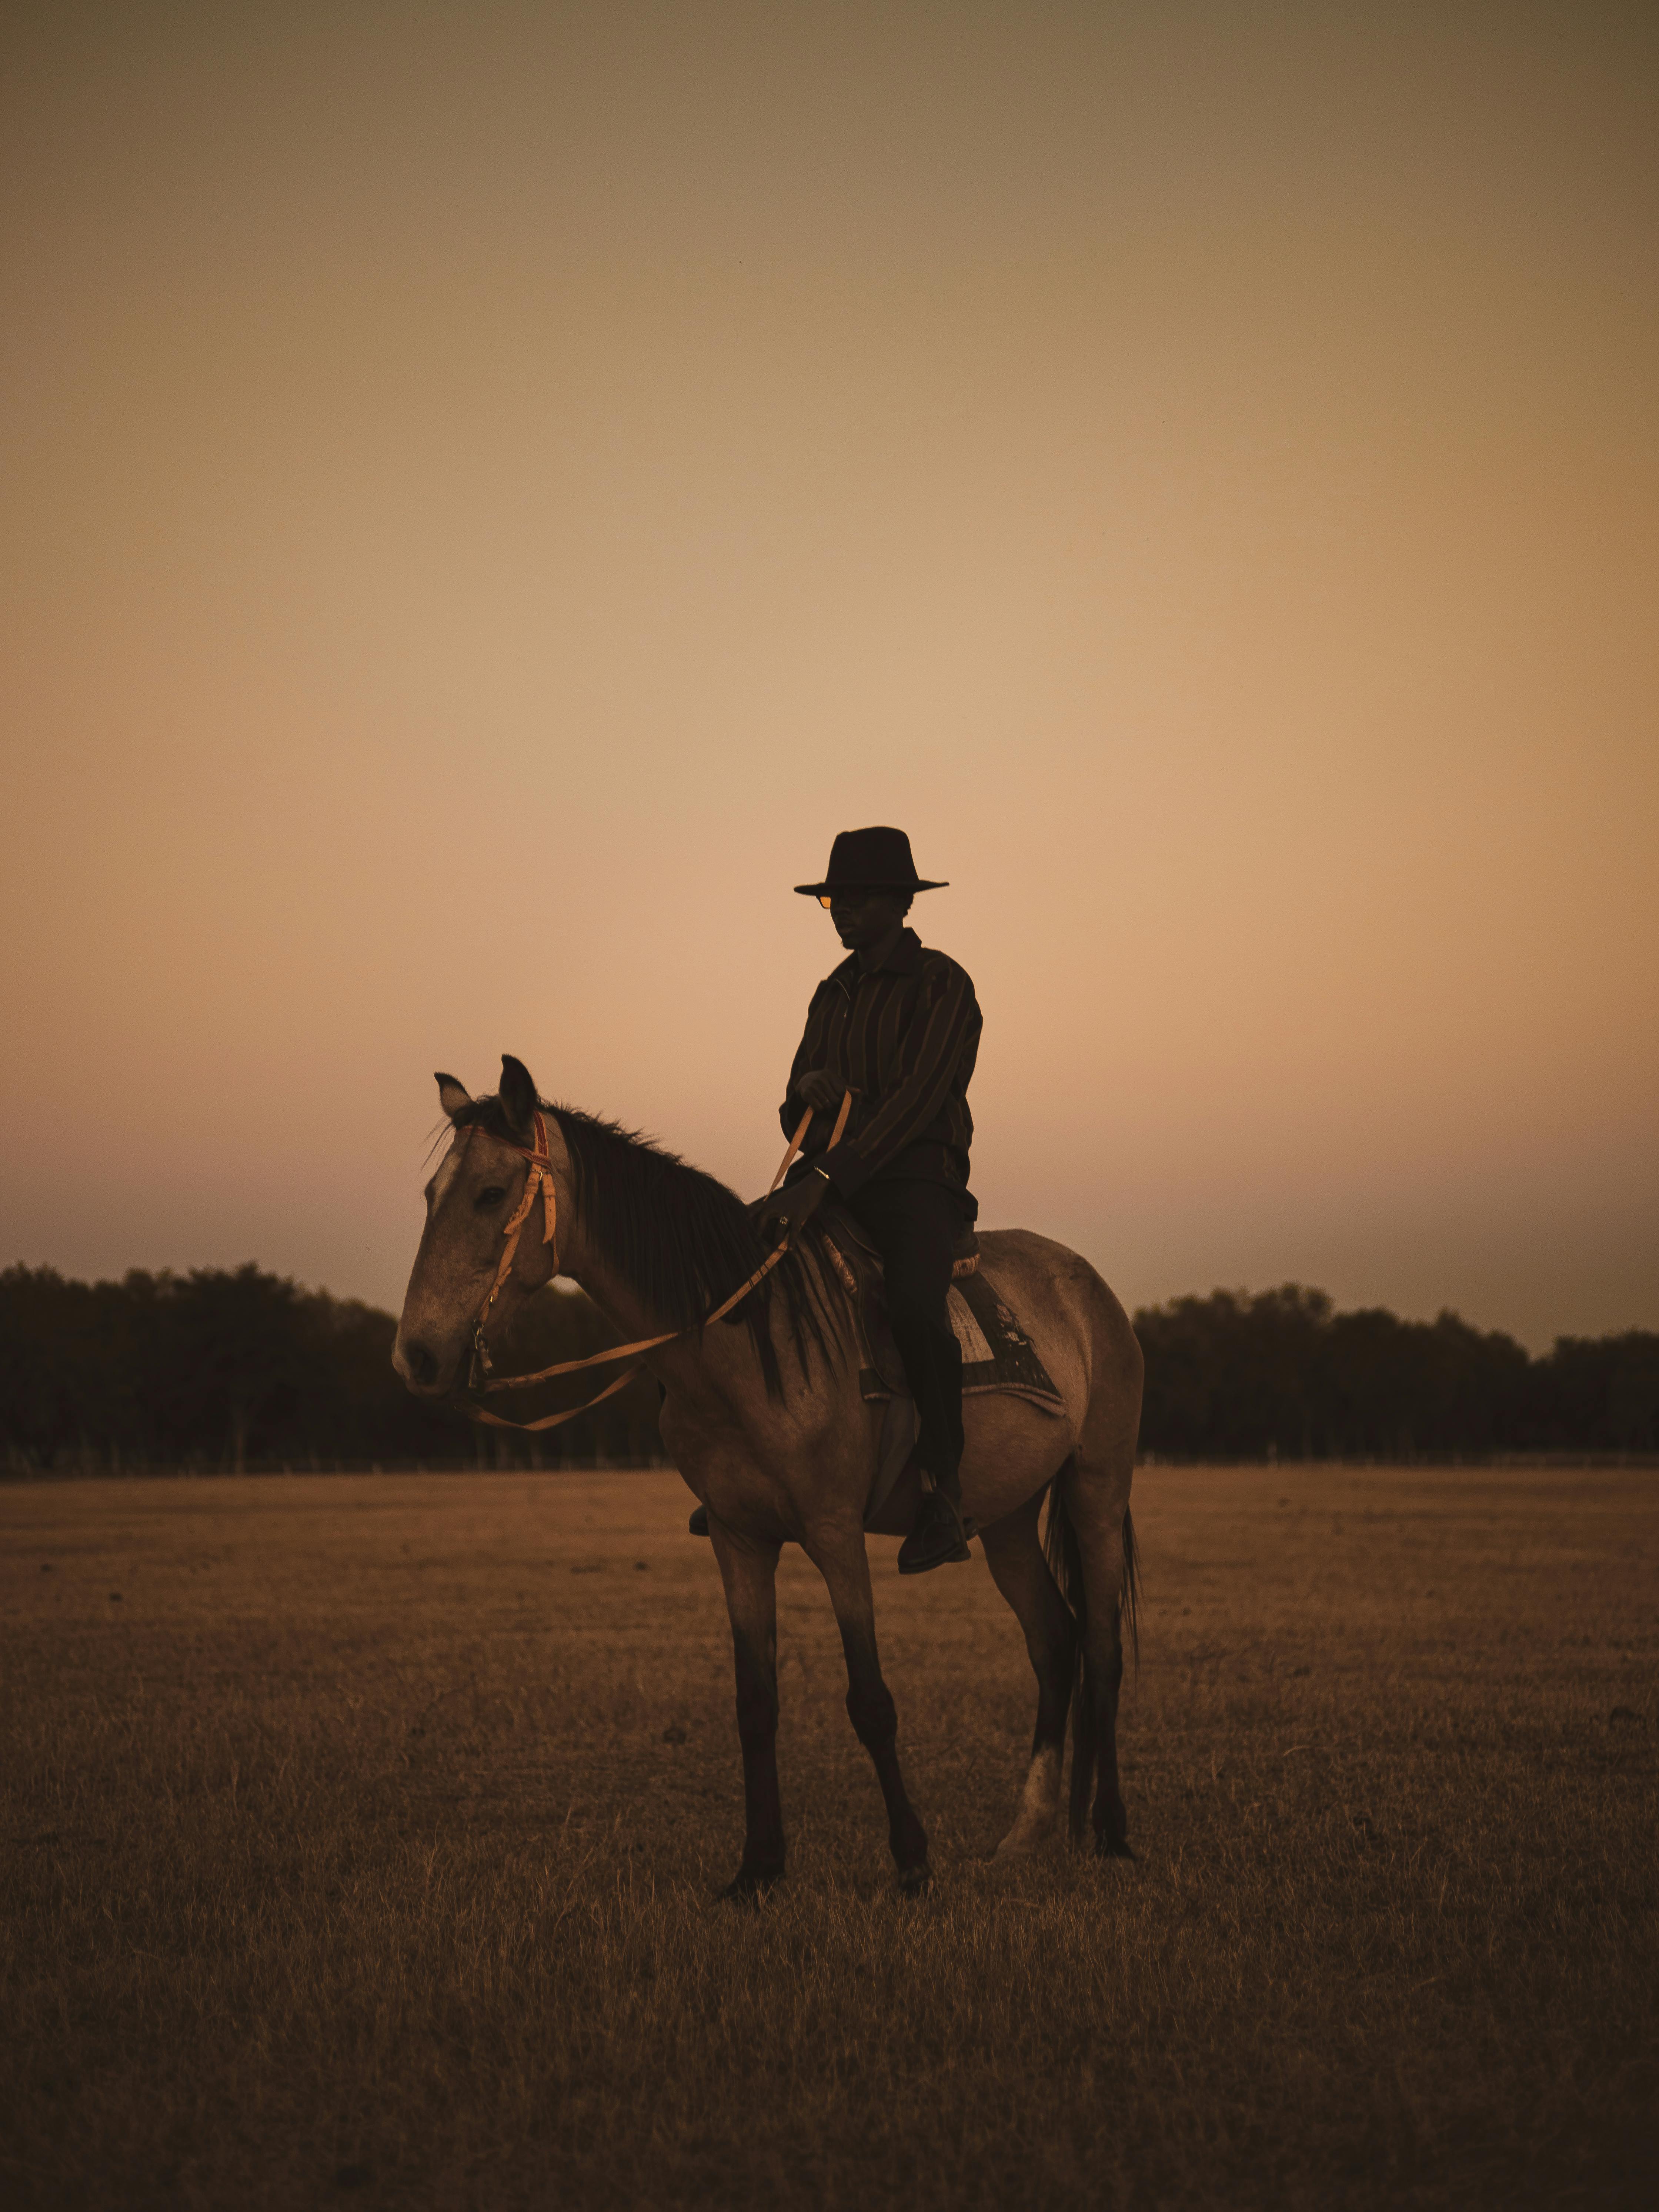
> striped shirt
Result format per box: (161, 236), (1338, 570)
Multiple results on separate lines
(780, 928), (982, 1200)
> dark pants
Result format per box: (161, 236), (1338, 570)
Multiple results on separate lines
(846, 1179), (969, 1496)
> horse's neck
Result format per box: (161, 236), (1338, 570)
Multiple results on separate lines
(528, 1125), (657, 1346)
(553, 1212), (650, 1341)
(553, 1192), (738, 1394)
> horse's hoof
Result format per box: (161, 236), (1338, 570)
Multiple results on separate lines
(995, 1815), (1057, 1859)
(1096, 1832), (1137, 1861)
(718, 1865), (781, 1904)
(896, 1861), (932, 1897)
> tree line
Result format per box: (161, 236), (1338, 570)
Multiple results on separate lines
(0, 1264), (660, 1475)
(1134, 1284), (1659, 1460)
(2, 1262), (1655, 1475)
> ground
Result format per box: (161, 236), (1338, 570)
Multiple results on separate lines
(1, 1464), (1655, 2211)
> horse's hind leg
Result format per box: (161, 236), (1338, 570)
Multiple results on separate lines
(980, 1488), (1076, 1856)
(1065, 1311), (1142, 1858)
(708, 1522), (786, 1898)
(812, 1533), (931, 1892)
(1070, 1488), (1133, 1856)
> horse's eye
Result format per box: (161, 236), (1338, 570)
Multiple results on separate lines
(475, 1186), (507, 1210)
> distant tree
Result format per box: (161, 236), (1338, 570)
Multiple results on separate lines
(164, 1266), (308, 1472)
(1318, 1307), (1528, 1459)
(0, 1267), (97, 1469)
(1135, 1286), (1331, 1459)
(1420, 1310), (1532, 1454)
(1528, 1332), (1659, 1453)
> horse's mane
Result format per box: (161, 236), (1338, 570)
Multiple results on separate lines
(451, 1093), (839, 1398)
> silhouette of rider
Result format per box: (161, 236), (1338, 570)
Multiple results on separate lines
(760, 826), (984, 1574)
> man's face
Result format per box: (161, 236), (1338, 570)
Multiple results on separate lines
(825, 887), (909, 953)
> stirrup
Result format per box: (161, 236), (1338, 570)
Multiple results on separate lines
(688, 1505), (710, 1538)
(897, 1489), (973, 1575)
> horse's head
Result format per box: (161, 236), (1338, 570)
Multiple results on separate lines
(392, 1054), (569, 1397)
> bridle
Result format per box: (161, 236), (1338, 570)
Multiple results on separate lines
(467, 1108), (562, 1383)
(460, 1091), (851, 1434)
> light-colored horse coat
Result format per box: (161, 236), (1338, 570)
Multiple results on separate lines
(394, 1057), (1142, 1892)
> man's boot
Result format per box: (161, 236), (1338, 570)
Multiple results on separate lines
(897, 1476), (973, 1574)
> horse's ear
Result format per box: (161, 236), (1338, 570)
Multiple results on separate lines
(435, 1072), (472, 1121)
(499, 1055), (538, 1140)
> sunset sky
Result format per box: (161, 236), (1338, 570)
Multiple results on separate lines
(3, 1), (1655, 1351)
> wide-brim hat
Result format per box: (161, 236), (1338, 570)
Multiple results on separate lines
(793, 825), (948, 897)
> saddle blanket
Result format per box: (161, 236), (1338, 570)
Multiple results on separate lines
(857, 1262), (1065, 1412)
(856, 1264), (1065, 1527)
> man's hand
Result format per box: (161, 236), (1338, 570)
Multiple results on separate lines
(758, 1169), (831, 1238)
(795, 1068), (847, 1115)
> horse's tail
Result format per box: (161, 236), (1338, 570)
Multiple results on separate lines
(1120, 1505), (1141, 1666)
(1044, 1465), (1139, 1842)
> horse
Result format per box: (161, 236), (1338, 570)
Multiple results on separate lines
(392, 1054), (1143, 1896)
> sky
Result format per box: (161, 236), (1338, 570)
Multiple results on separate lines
(3, 0), (1655, 1352)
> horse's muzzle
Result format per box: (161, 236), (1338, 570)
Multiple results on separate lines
(392, 1335), (447, 1395)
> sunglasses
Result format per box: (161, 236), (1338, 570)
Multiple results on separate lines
(818, 890), (898, 909)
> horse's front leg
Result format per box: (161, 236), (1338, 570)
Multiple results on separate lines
(812, 1531), (931, 1892)
(707, 1519), (785, 1898)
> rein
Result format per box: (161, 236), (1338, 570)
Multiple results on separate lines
(464, 1092), (852, 1434)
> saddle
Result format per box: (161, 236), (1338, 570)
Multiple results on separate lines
(801, 1200), (1063, 1413)
(742, 1192), (1063, 1526)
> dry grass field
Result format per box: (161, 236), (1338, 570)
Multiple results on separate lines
(2, 1464), (1655, 2212)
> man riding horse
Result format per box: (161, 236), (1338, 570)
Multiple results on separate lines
(691, 825), (983, 1575)
(398, 818), (1143, 1877)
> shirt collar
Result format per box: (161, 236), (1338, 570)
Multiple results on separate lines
(830, 925), (923, 984)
